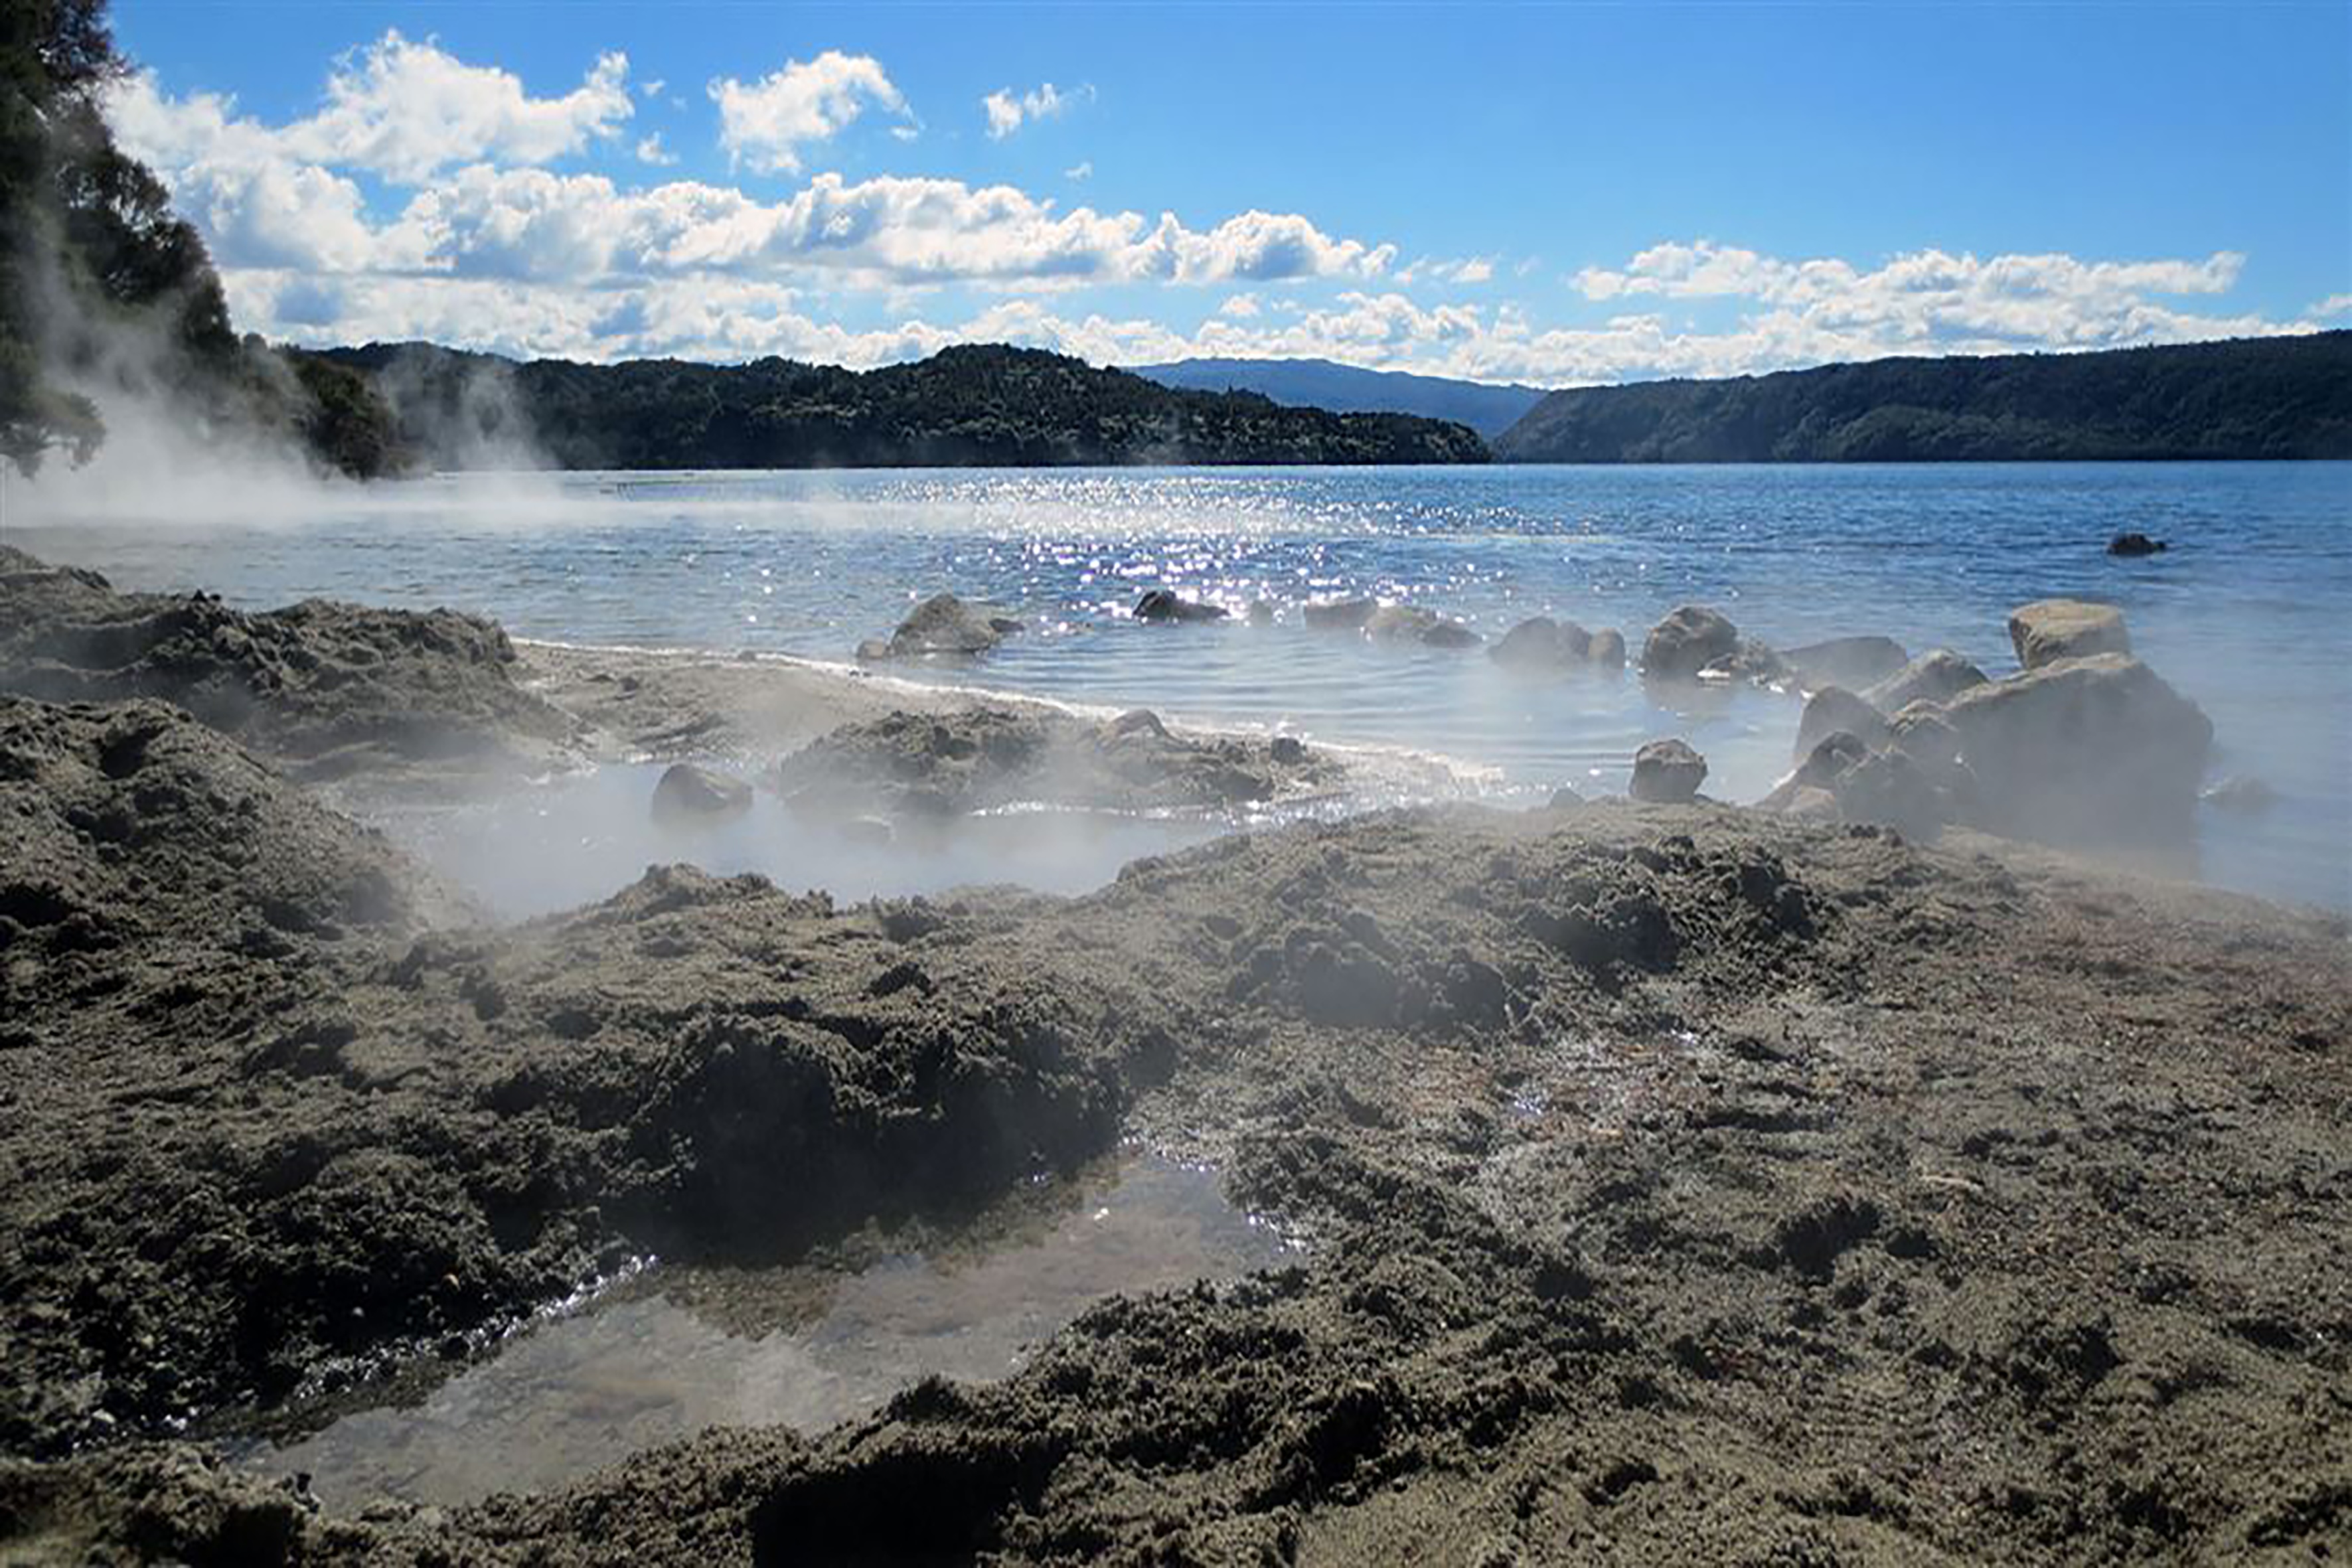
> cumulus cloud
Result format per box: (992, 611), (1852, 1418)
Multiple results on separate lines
(710, 51), (911, 173)
(983, 82), (1093, 139)
(104, 33), (632, 188)
(635, 133), (676, 167)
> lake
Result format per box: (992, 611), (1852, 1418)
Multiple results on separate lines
(11, 461), (2349, 909)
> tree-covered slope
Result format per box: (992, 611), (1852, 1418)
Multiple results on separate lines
(1129, 357), (1549, 438)
(1494, 333), (2352, 463)
(308, 342), (1494, 469)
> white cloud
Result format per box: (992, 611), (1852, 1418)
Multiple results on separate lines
(116, 32), (635, 185)
(1065, 161), (1093, 182)
(1218, 293), (1261, 318)
(709, 51), (909, 174)
(2312, 292), (2352, 317)
(983, 81), (1092, 139)
(635, 133), (676, 167)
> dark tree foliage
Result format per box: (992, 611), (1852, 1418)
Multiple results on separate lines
(0, 0), (399, 477)
(305, 342), (1494, 469)
(1493, 333), (2352, 463)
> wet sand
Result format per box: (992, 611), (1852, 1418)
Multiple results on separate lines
(1, 552), (2348, 1564)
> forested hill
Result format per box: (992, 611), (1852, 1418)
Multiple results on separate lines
(1493, 333), (2352, 463)
(1129, 357), (1547, 437)
(307, 343), (1492, 470)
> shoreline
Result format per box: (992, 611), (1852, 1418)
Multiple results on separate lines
(2, 548), (2348, 1563)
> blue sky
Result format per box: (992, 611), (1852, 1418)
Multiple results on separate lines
(107, 0), (2351, 384)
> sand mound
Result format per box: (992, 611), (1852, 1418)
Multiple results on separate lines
(5, 787), (2349, 1561)
(0, 552), (576, 784)
(773, 704), (1340, 819)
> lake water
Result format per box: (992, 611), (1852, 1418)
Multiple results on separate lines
(11, 461), (2349, 909)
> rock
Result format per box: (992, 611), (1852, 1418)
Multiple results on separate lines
(1269, 735), (1306, 766)
(1134, 590), (1227, 624)
(861, 593), (1024, 663)
(1698, 638), (1792, 687)
(1796, 686), (1888, 760)
(1490, 616), (1592, 672)
(1780, 635), (1911, 690)
(1863, 649), (1988, 713)
(1940, 653), (2213, 847)
(1302, 598), (1377, 631)
(1111, 709), (1168, 738)
(651, 763), (753, 826)
(2007, 599), (2131, 670)
(2201, 775), (2276, 813)
(1640, 605), (1739, 681)
(1782, 785), (1842, 822)
(1629, 738), (1708, 804)
(1363, 604), (1480, 648)
(2108, 532), (2167, 557)
(1589, 629), (1628, 670)
(1547, 784), (1585, 810)
(1832, 749), (1950, 839)
(1245, 600), (1277, 627)
(1793, 731), (1871, 790)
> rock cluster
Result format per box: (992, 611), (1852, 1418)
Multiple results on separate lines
(1134, 590), (1227, 624)
(1763, 599), (2211, 850)
(1303, 599), (1481, 649)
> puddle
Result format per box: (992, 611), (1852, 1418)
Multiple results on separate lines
(365, 760), (1234, 919)
(235, 1152), (1293, 1509)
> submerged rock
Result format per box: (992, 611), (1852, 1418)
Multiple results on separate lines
(1640, 605), (1740, 681)
(1490, 615), (1589, 671)
(2007, 598), (2131, 671)
(1780, 635), (1911, 690)
(2108, 532), (2168, 557)
(1629, 738), (1708, 803)
(651, 763), (753, 826)
(1862, 649), (1988, 713)
(1302, 598), (1377, 631)
(1364, 603), (1481, 648)
(1134, 590), (1227, 624)
(2202, 775), (2278, 813)
(858, 593), (1026, 663)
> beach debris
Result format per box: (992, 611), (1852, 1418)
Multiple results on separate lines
(2007, 598), (2131, 670)
(651, 763), (752, 827)
(1133, 589), (1228, 624)
(1630, 738), (1709, 803)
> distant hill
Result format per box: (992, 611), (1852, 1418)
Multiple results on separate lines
(1129, 358), (1548, 438)
(303, 343), (1491, 471)
(1493, 333), (2352, 463)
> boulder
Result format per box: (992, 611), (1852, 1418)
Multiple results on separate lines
(1589, 629), (1628, 670)
(1134, 589), (1227, 624)
(1640, 605), (1739, 681)
(860, 593), (1024, 663)
(1698, 638), (1792, 686)
(1796, 685), (1888, 760)
(1832, 749), (1949, 839)
(1780, 635), (1911, 690)
(1111, 709), (1168, 738)
(651, 763), (753, 826)
(1269, 735), (1307, 767)
(1940, 653), (2213, 848)
(1759, 732), (1869, 816)
(2108, 532), (2167, 558)
(2008, 599), (2130, 670)
(1303, 598), (1377, 631)
(1546, 784), (1586, 810)
(1863, 649), (1988, 713)
(1490, 615), (1593, 672)
(1629, 738), (1708, 803)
